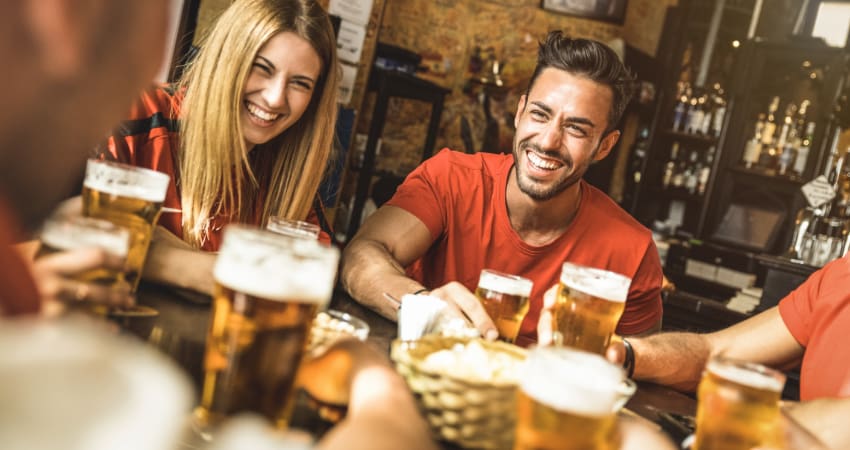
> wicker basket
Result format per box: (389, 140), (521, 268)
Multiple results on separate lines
(390, 335), (527, 449)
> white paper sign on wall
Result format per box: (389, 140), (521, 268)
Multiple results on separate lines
(801, 175), (836, 208)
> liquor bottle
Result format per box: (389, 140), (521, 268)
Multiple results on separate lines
(711, 93), (727, 137)
(742, 116), (765, 168)
(671, 83), (689, 132)
(662, 142), (680, 188)
(777, 126), (797, 176)
(697, 145), (716, 195)
(684, 89), (701, 134)
(761, 96), (781, 147)
(685, 150), (699, 194)
(793, 121), (815, 176)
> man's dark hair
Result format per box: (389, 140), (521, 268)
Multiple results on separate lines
(525, 31), (636, 134)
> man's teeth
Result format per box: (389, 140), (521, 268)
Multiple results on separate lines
(527, 152), (561, 170)
(247, 103), (280, 121)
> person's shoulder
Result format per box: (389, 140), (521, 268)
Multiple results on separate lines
(129, 84), (181, 118)
(582, 182), (652, 239)
(423, 148), (510, 174)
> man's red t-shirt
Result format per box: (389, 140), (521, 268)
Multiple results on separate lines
(105, 86), (330, 251)
(386, 149), (663, 345)
(779, 254), (850, 400)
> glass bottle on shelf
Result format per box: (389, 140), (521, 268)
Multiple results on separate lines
(662, 142), (680, 189)
(697, 146), (715, 195)
(741, 115), (765, 169)
(710, 85), (727, 137)
(672, 83), (689, 132)
(761, 96), (781, 147)
(685, 150), (699, 194)
(793, 121), (815, 176)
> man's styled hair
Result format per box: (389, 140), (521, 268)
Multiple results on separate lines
(525, 31), (636, 134)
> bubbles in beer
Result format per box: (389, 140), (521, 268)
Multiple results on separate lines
(706, 358), (785, 393)
(559, 262), (630, 303)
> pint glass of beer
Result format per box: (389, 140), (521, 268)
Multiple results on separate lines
(515, 346), (625, 450)
(552, 263), (631, 355)
(266, 216), (320, 240)
(194, 225), (340, 434)
(474, 269), (533, 343)
(81, 159), (170, 292)
(38, 216), (131, 313)
(693, 356), (786, 450)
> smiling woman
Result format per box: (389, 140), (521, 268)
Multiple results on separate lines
(96, 0), (340, 293)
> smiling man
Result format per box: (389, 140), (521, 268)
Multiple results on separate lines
(341, 31), (662, 346)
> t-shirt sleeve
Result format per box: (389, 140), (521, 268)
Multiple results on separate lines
(778, 262), (829, 347)
(616, 240), (663, 335)
(384, 149), (452, 240)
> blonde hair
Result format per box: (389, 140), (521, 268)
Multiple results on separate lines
(176, 0), (339, 248)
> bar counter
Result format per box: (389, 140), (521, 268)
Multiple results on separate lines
(123, 282), (696, 448)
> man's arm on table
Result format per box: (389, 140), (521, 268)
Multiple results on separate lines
(341, 205), (497, 337)
(628, 307), (803, 392)
(782, 397), (850, 450)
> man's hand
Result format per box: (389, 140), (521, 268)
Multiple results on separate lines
(297, 338), (390, 406)
(29, 247), (133, 313)
(428, 281), (498, 340)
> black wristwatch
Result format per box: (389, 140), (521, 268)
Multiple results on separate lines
(622, 338), (635, 378)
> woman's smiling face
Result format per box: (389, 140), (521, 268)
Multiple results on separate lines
(240, 31), (322, 151)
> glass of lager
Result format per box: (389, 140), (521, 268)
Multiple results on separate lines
(552, 262), (631, 355)
(266, 216), (320, 240)
(193, 225), (339, 437)
(693, 355), (786, 450)
(515, 346), (626, 450)
(474, 269), (533, 343)
(81, 159), (170, 295)
(38, 216), (131, 315)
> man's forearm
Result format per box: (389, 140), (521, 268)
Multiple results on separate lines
(341, 239), (424, 321)
(631, 332), (711, 392)
(142, 240), (215, 295)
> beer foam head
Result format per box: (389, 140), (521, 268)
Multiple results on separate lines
(560, 262), (631, 303)
(84, 159), (170, 203)
(41, 216), (129, 257)
(214, 225), (340, 304)
(478, 269), (533, 297)
(520, 346), (623, 417)
(707, 357), (785, 393)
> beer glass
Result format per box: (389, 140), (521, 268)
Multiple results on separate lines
(474, 269), (533, 343)
(194, 225), (340, 435)
(693, 356), (786, 450)
(515, 346), (626, 450)
(551, 262), (631, 355)
(266, 216), (320, 240)
(38, 216), (131, 314)
(81, 159), (170, 293)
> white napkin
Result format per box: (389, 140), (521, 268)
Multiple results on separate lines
(397, 294), (478, 341)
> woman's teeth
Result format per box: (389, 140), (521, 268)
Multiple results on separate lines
(247, 103), (279, 121)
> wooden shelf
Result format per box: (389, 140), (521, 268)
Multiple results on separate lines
(728, 165), (805, 186)
(660, 129), (719, 145)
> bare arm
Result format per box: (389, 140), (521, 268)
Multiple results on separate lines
(142, 226), (215, 295)
(629, 307), (803, 392)
(341, 206), (497, 337)
(782, 398), (850, 450)
(341, 206), (434, 320)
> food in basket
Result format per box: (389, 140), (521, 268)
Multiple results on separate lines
(420, 340), (521, 383)
(309, 310), (369, 350)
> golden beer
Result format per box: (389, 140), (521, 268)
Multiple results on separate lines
(81, 160), (169, 292)
(195, 225), (339, 432)
(38, 216), (130, 288)
(552, 263), (630, 355)
(474, 269), (533, 343)
(694, 356), (786, 450)
(515, 347), (625, 450)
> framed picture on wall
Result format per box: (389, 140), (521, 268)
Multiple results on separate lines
(541, 0), (628, 25)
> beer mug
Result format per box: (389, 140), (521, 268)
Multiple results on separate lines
(474, 269), (533, 343)
(693, 356), (786, 450)
(81, 159), (170, 292)
(552, 262), (631, 355)
(515, 346), (626, 450)
(194, 225), (340, 435)
(266, 216), (320, 240)
(38, 216), (131, 314)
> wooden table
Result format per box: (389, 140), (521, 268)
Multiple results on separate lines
(124, 282), (697, 448)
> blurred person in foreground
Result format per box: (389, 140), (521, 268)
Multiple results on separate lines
(80, 0), (340, 296)
(341, 31), (663, 346)
(538, 252), (850, 449)
(0, 0), (171, 314)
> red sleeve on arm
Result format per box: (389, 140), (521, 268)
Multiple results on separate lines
(616, 241), (663, 335)
(778, 263), (828, 347)
(305, 206), (332, 246)
(384, 149), (452, 240)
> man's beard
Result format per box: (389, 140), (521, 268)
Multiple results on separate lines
(512, 139), (588, 201)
